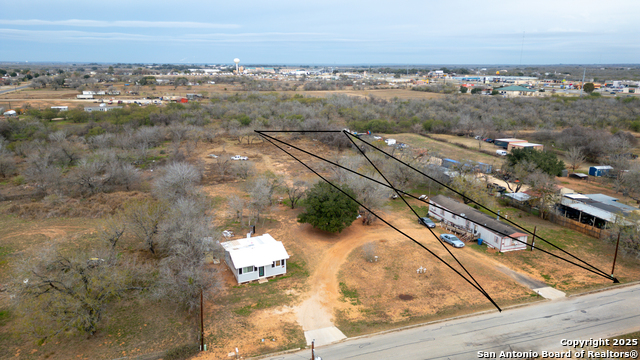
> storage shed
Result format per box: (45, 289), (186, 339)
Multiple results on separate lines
(588, 165), (613, 177)
(221, 233), (289, 284)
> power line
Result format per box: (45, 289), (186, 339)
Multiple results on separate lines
(258, 132), (503, 311)
(255, 130), (617, 282)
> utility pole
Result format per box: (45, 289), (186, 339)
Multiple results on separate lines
(611, 232), (620, 276)
(311, 339), (315, 360)
(200, 289), (204, 351)
(530, 226), (537, 251)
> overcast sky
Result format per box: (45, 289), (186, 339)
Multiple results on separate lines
(1, 0), (638, 65)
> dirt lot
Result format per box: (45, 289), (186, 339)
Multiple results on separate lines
(0, 84), (444, 111)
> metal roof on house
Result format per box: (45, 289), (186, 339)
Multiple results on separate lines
(590, 165), (613, 170)
(429, 195), (524, 237)
(564, 193), (590, 200)
(584, 194), (639, 213)
(510, 142), (543, 147)
(498, 85), (537, 92)
(221, 233), (289, 269)
(559, 198), (625, 223)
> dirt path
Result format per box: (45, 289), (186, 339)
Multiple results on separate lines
(293, 220), (388, 331)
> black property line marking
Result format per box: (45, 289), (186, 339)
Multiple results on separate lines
(257, 132), (503, 311)
(255, 130), (342, 133)
(344, 131), (490, 299)
(255, 130), (615, 282)
(346, 132), (613, 280)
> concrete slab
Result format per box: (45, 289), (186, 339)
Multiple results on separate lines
(304, 326), (347, 347)
(533, 287), (566, 300)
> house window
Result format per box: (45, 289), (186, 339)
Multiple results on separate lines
(452, 214), (456, 220)
(276, 260), (281, 266)
(441, 208), (445, 215)
(240, 266), (253, 275)
(494, 236), (499, 242)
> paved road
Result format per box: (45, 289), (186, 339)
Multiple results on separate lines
(271, 284), (640, 360)
(0, 84), (29, 95)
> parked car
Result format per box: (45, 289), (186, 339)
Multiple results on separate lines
(496, 150), (508, 156)
(484, 138), (494, 143)
(487, 183), (507, 193)
(231, 155), (248, 161)
(440, 234), (465, 248)
(418, 217), (436, 228)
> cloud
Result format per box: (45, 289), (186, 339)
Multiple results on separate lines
(0, 28), (363, 44)
(0, 19), (239, 29)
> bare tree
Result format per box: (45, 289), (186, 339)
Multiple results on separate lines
(0, 152), (16, 178)
(23, 151), (63, 194)
(282, 179), (307, 209)
(525, 170), (559, 219)
(155, 198), (219, 311)
(104, 160), (141, 191)
(344, 173), (387, 225)
(621, 163), (640, 204)
(69, 159), (106, 196)
(125, 200), (167, 255)
(450, 173), (496, 209)
(249, 176), (280, 223)
(228, 195), (246, 223)
(97, 214), (127, 251)
(566, 147), (586, 172)
(232, 160), (255, 180)
(153, 162), (201, 201)
(13, 246), (146, 340)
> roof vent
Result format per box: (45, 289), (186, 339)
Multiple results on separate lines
(461, 213), (466, 217)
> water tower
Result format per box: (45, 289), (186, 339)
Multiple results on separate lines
(234, 58), (240, 73)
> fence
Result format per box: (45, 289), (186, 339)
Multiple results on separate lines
(548, 213), (612, 239)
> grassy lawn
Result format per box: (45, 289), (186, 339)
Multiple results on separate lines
(391, 133), (502, 164)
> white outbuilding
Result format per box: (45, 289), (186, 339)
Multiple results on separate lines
(221, 233), (290, 284)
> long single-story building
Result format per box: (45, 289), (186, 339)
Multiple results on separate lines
(428, 195), (528, 252)
(508, 142), (544, 151)
(221, 233), (290, 284)
(494, 138), (527, 149)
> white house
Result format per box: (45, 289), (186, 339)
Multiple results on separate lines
(428, 195), (528, 252)
(221, 233), (290, 284)
(51, 106), (68, 111)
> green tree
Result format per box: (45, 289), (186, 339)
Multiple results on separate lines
(583, 82), (595, 93)
(297, 182), (359, 233)
(459, 86), (468, 93)
(506, 148), (565, 177)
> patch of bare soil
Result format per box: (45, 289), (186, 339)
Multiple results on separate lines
(334, 214), (535, 327)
